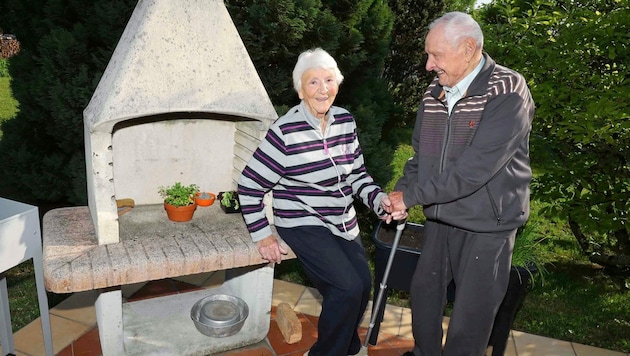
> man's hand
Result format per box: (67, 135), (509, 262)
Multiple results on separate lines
(256, 235), (288, 264)
(389, 191), (408, 212)
(380, 194), (408, 223)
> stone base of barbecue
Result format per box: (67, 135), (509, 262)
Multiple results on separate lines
(43, 205), (295, 355)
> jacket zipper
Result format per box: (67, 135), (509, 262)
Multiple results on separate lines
(436, 105), (453, 219)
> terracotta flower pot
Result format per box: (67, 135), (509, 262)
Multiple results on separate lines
(163, 202), (197, 222)
(195, 192), (216, 207)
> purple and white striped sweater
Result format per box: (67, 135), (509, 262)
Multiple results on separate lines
(238, 101), (386, 242)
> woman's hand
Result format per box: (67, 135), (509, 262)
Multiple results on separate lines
(256, 235), (288, 264)
(379, 194), (408, 223)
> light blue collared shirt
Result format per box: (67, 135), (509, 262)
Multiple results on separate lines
(443, 56), (486, 115)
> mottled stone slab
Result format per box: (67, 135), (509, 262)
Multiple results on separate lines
(43, 205), (295, 293)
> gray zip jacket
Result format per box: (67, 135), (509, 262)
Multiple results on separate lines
(395, 53), (534, 232)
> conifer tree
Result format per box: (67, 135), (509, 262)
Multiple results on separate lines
(0, 0), (137, 204)
(226, 0), (396, 183)
(384, 0), (444, 130)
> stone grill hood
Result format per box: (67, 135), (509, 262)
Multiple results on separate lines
(83, 0), (276, 244)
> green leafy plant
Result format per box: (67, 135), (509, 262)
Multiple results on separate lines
(158, 182), (199, 207)
(220, 191), (239, 209)
(511, 220), (550, 284)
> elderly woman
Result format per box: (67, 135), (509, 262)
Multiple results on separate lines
(238, 48), (405, 355)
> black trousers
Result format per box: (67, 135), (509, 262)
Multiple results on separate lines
(277, 225), (371, 356)
(409, 221), (515, 356)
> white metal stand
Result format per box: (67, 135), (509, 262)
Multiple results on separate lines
(0, 198), (53, 356)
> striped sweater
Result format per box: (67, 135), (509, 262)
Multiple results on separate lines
(238, 101), (387, 242)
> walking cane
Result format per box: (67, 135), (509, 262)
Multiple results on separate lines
(362, 219), (407, 351)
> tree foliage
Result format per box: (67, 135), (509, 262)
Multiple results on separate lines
(0, 0), (137, 204)
(384, 0), (444, 130)
(225, 0), (397, 184)
(476, 0), (630, 270)
(0, 0), (405, 204)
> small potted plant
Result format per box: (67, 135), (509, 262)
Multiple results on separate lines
(195, 191), (216, 207)
(158, 182), (199, 221)
(218, 191), (240, 213)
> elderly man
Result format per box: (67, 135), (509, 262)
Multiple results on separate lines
(389, 12), (535, 356)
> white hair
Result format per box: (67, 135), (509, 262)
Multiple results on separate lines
(429, 12), (484, 50)
(292, 48), (344, 93)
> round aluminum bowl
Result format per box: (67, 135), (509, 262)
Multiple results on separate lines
(190, 294), (249, 337)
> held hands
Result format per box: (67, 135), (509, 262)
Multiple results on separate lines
(380, 194), (408, 223)
(388, 191), (408, 212)
(256, 235), (288, 264)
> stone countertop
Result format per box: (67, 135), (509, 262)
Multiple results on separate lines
(42, 204), (295, 294)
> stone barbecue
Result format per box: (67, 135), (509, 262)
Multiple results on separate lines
(42, 1), (294, 355)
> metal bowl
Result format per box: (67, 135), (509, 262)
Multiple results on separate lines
(191, 294), (249, 337)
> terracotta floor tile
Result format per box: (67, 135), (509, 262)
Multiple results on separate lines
(172, 271), (216, 287)
(126, 279), (179, 301)
(172, 279), (203, 293)
(56, 344), (74, 356)
(267, 314), (316, 355)
(70, 327), (102, 355)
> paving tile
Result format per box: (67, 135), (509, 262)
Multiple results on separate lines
(378, 304), (404, 337)
(360, 300), (374, 328)
(377, 332), (415, 351)
(572, 342), (627, 356)
(293, 293), (322, 317)
(212, 339), (274, 356)
(502, 331), (518, 356)
(9, 279), (625, 356)
(300, 286), (322, 300)
(512, 330), (577, 356)
(14, 314), (91, 356)
(50, 290), (98, 326)
(398, 307), (413, 339)
(442, 316), (450, 346)
(273, 279), (307, 308)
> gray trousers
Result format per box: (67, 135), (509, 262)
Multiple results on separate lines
(409, 221), (515, 356)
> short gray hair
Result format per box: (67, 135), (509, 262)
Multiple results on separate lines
(429, 12), (484, 50)
(292, 48), (344, 93)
